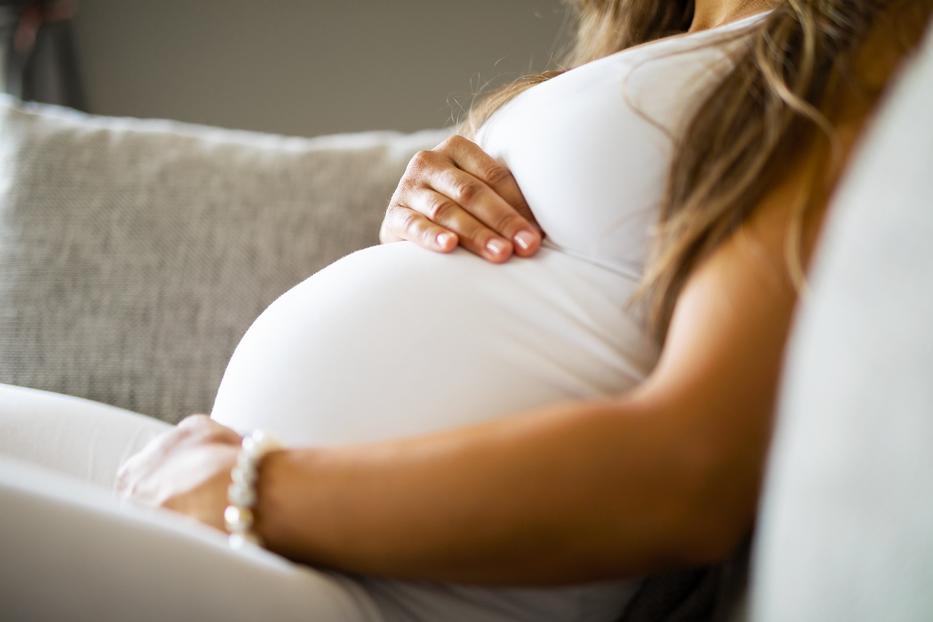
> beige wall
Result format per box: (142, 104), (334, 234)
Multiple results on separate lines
(74, 0), (571, 137)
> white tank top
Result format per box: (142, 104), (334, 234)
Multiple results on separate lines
(211, 11), (768, 622)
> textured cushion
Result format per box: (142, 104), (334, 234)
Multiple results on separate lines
(0, 96), (449, 422)
(749, 23), (933, 622)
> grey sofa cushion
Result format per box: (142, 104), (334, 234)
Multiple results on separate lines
(0, 96), (449, 422)
(749, 22), (933, 622)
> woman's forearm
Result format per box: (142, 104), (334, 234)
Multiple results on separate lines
(254, 391), (758, 585)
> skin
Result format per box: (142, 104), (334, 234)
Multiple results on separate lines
(117, 0), (922, 586)
(689, 0), (777, 31)
(379, 134), (545, 263)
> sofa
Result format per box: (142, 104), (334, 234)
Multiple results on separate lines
(1, 20), (931, 620)
(0, 99), (449, 422)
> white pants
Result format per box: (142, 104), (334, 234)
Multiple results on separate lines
(0, 383), (634, 622)
(0, 383), (387, 622)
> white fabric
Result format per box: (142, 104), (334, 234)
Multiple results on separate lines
(211, 12), (769, 622)
(0, 382), (169, 487)
(0, 383), (385, 622)
(476, 12), (766, 280)
(749, 19), (933, 622)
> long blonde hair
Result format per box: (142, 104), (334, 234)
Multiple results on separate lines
(460, 0), (931, 341)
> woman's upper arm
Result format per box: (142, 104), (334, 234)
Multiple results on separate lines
(618, 11), (922, 555)
(629, 143), (842, 557)
(653, 1), (932, 537)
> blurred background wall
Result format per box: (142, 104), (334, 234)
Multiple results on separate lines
(67, 0), (571, 137)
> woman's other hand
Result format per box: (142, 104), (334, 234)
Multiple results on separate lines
(115, 414), (242, 532)
(380, 134), (544, 263)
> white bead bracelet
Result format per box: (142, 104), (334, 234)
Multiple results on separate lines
(224, 429), (281, 549)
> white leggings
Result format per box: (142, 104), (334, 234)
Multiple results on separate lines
(0, 384), (388, 622)
(0, 384), (635, 622)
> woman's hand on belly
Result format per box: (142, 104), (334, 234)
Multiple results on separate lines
(380, 134), (544, 262)
(115, 414), (242, 532)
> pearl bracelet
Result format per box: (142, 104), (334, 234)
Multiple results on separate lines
(224, 429), (281, 549)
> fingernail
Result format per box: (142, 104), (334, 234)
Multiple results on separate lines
(486, 239), (508, 255)
(437, 232), (455, 248)
(514, 230), (537, 251)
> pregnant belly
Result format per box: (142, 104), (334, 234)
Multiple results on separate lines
(211, 242), (658, 446)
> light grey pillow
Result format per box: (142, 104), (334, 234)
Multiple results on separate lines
(0, 96), (449, 422)
(749, 22), (933, 622)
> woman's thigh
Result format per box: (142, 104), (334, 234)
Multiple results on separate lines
(0, 454), (384, 622)
(0, 384), (172, 489)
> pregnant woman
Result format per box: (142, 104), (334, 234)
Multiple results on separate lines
(3, 0), (930, 620)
